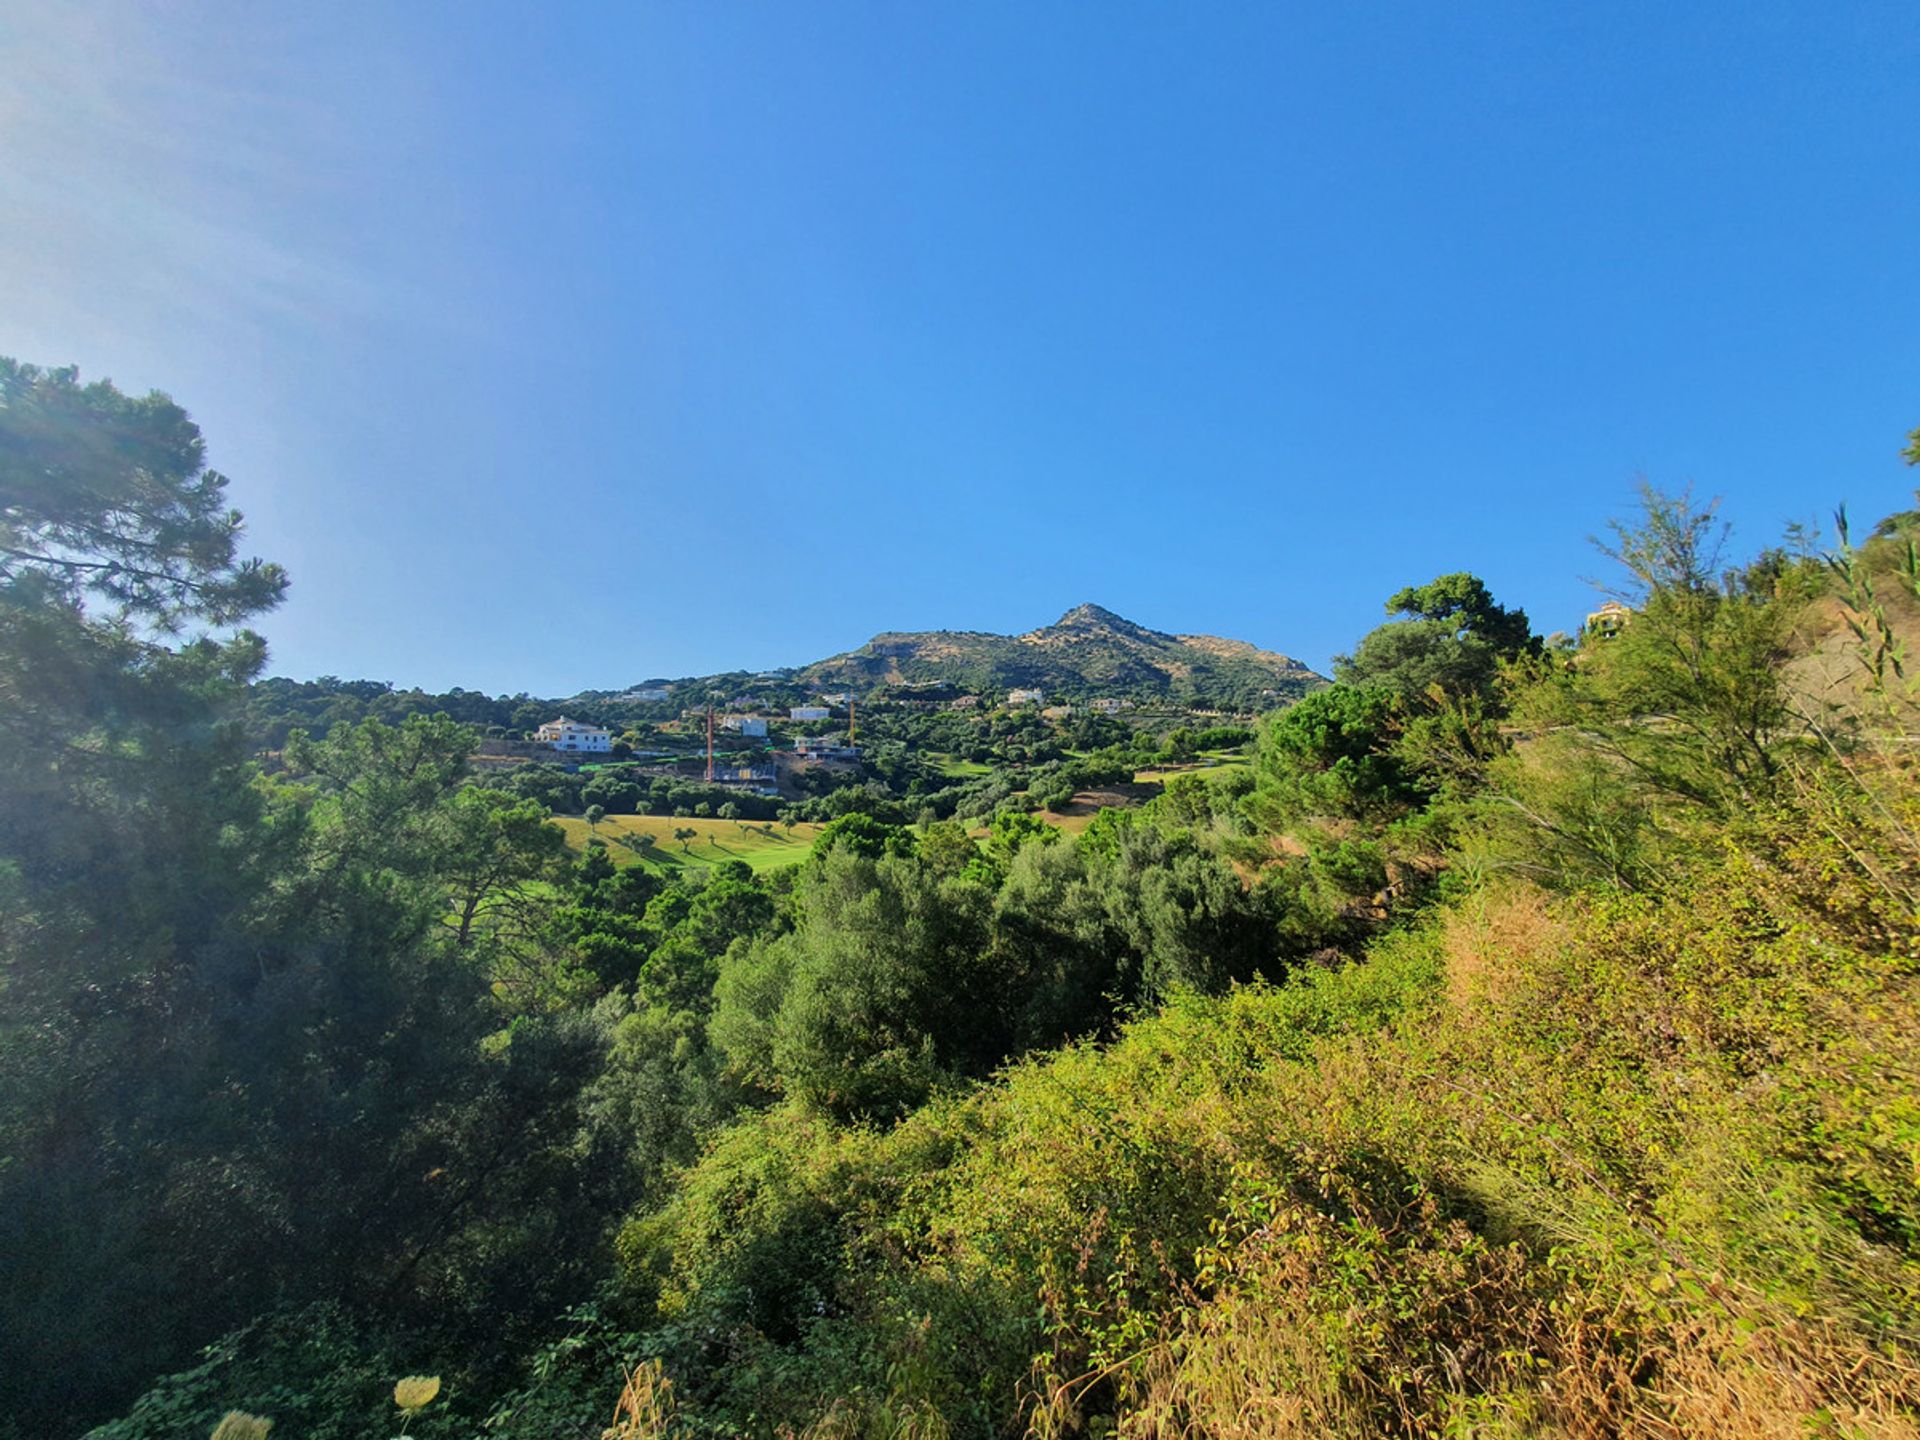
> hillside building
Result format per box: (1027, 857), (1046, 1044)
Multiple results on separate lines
(535, 717), (612, 754)
(721, 715), (769, 737)
(711, 763), (780, 796)
(790, 705), (830, 721)
(1585, 600), (1632, 641)
(1007, 688), (1044, 705)
(794, 733), (859, 759)
(1089, 697), (1130, 714)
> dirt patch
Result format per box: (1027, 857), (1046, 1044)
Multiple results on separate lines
(1052, 782), (1163, 818)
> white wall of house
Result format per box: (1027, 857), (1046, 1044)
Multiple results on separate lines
(535, 717), (613, 753)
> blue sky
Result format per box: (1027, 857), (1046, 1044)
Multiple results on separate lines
(3, 2), (1915, 694)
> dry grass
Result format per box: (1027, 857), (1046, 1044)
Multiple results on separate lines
(604, 1360), (678, 1440)
(1029, 1184), (1920, 1440)
(1440, 885), (1563, 1014)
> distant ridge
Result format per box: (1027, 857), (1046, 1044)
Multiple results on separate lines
(792, 603), (1324, 708)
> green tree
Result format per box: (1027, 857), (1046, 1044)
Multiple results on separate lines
(1159, 726), (1198, 763)
(1333, 572), (1536, 699)
(438, 787), (571, 949)
(711, 851), (1001, 1120)
(1246, 685), (1421, 830)
(917, 818), (988, 880)
(0, 359), (287, 625)
(0, 362), (295, 1427)
(985, 809), (1059, 865)
(813, 811), (913, 861)
(1484, 487), (1806, 887)
(0, 371), (630, 1434)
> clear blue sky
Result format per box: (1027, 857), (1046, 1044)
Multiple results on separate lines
(3, 2), (1916, 693)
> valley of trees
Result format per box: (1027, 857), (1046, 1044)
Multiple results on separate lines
(3, 359), (1918, 1438)
(241, 669), (1244, 830)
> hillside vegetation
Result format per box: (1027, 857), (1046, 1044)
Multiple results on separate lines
(233, 603), (1321, 750)
(2, 362), (1918, 1439)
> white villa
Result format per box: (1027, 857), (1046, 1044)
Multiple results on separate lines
(790, 705), (830, 721)
(722, 715), (770, 737)
(1007, 688), (1045, 706)
(535, 717), (613, 753)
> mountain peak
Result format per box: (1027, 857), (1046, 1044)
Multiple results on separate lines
(800, 604), (1326, 706)
(1053, 602), (1137, 630)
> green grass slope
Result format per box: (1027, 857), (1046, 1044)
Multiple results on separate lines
(553, 814), (824, 874)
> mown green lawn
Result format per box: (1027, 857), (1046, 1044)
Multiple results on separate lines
(555, 813), (824, 874)
(1131, 759), (1251, 785)
(928, 754), (997, 778)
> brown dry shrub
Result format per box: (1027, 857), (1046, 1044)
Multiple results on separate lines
(1441, 885), (1565, 1014)
(1640, 1310), (1920, 1440)
(1030, 1163), (1564, 1440)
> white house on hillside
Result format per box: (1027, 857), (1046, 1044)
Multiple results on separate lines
(535, 717), (613, 753)
(790, 705), (830, 721)
(722, 715), (769, 737)
(1007, 688), (1045, 705)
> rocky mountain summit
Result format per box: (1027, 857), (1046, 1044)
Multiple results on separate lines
(796, 603), (1324, 707)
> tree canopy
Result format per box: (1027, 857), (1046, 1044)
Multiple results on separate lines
(1333, 570), (1536, 698)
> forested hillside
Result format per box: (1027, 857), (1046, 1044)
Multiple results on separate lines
(3, 362), (1918, 1438)
(234, 602), (1320, 753)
